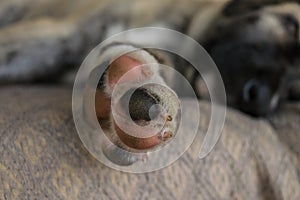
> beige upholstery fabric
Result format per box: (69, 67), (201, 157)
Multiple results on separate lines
(0, 87), (300, 199)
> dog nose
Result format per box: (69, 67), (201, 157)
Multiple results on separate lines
(243, 79), (261, 103)
(242, 79), (272, 116)
(282, 14), (299, 41)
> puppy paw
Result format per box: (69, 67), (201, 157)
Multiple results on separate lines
(95, 44), (180, 165)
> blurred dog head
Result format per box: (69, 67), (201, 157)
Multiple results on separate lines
(205, 2), (300, 116)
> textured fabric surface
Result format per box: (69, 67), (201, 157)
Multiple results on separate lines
(0, 87), (300, 200)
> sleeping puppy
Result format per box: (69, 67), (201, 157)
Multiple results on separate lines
(2, 0), (300, 164)
(199, 2), (300, 116)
